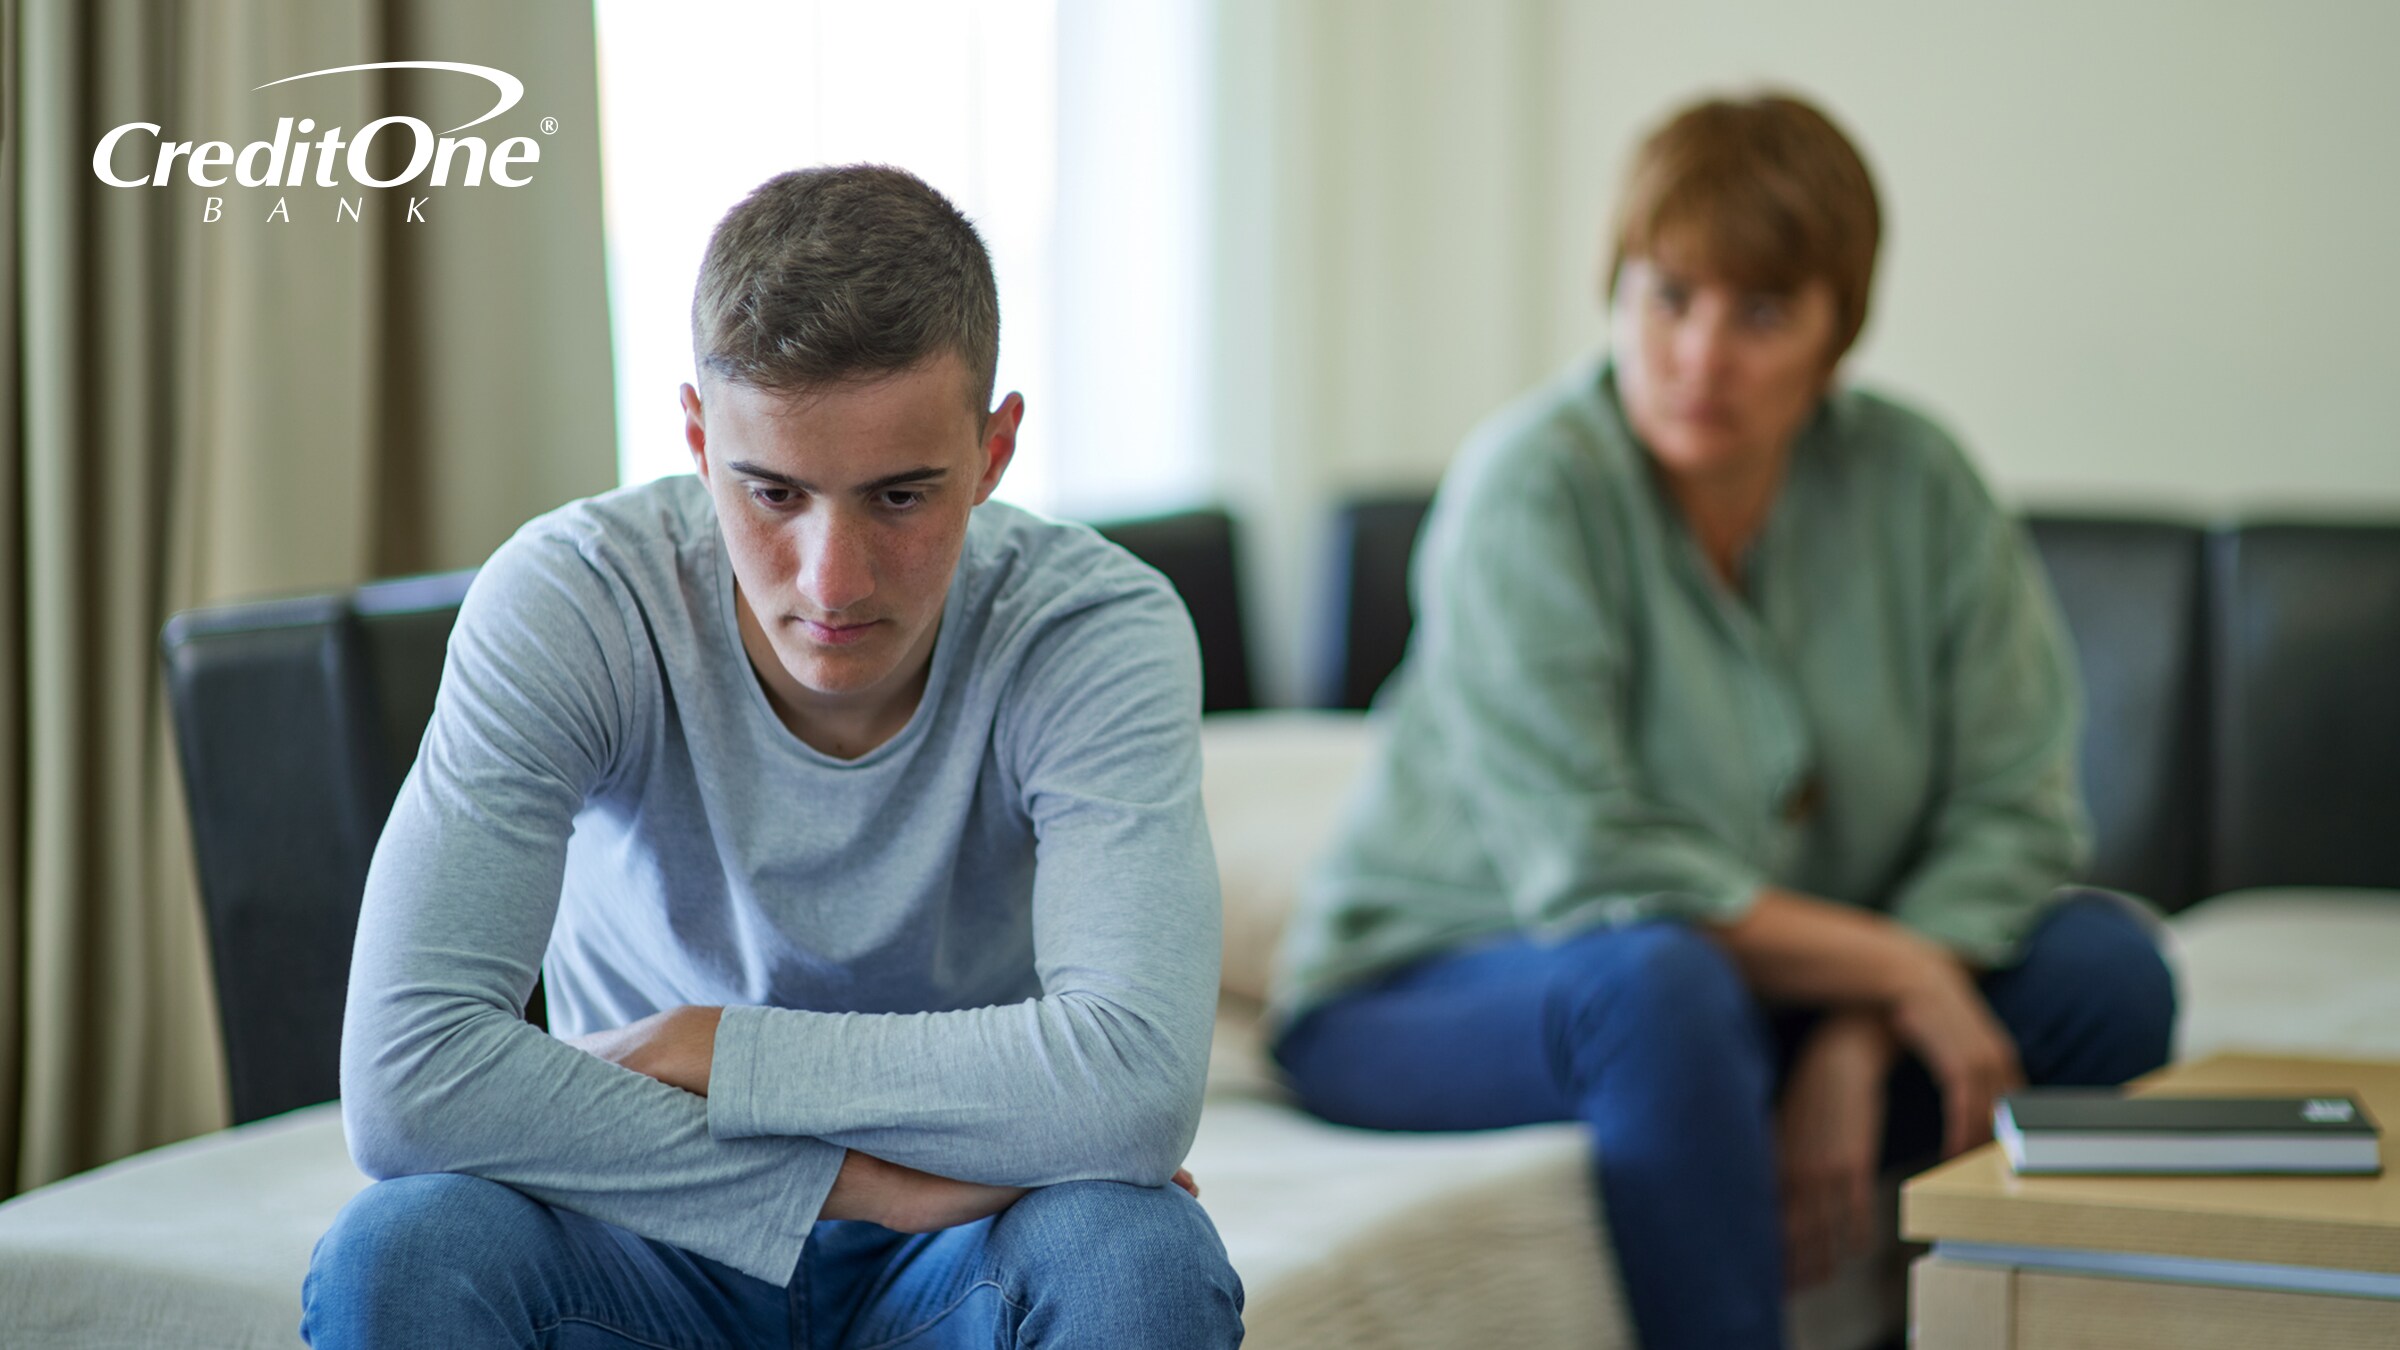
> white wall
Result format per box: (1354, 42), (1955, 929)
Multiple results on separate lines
(1212, 0), (2400, 698)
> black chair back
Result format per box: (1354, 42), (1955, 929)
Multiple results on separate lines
(2207, 524), (2400, 895)
(1096, 508), (1258, 713)
(2023, 517), (2212, 912)
(162, 570), (476, 1124)
(1316, 496), (1433, 710)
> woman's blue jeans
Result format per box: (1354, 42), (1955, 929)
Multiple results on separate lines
(301, 1173), (1244, 1348)
(1272, 891), (2176, 1350)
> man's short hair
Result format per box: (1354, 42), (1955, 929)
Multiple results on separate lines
(692, 164), (1000, 411)
(1604, 92), (1883, 362)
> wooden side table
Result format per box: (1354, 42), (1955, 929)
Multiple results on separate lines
(1902, 1053), (2400, 1349)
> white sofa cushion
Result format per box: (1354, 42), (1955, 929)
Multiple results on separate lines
(0, 1088), (1621, 1350)
(1189, 1090), (1623, 1348)
(1200, 711), (1381, 1004)
(0, 1101), (363, 1349)
(0, 708), (1918, 1350)
(2168, 887), (2400, 1062)
(0, 1046), (1901, 1350)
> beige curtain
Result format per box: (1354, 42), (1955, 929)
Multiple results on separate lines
(1, 0), (617, 1196)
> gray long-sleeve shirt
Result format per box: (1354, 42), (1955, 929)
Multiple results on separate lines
(339, 477), (1221, 1284)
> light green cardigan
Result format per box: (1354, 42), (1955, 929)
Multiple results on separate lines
(1272, 360), (2090, 1019)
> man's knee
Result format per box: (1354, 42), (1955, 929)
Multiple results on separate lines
(303, 1173), (553, 1344)
(987, 1180), (1243, 1340)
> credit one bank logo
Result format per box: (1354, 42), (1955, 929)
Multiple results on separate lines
(90, 61), (543, 222)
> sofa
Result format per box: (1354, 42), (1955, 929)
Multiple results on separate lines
(2, 502), (2395, 1349)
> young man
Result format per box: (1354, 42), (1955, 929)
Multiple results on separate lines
(302, 166), (1244, 1349)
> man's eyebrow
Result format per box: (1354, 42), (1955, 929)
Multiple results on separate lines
(725, 462), (951, 494)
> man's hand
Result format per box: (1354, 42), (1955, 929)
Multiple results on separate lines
(821, 1152), (1202, 1233)
(1776, 1009), (1893, 1289)
(567, 1005), (723, 1096)
(821, 1151), (1027, 1233)
(1887, 954), (2023, 1158)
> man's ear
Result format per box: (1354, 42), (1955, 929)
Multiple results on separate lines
(973, 392), (1024, 504)
(681, 383), (709, 478)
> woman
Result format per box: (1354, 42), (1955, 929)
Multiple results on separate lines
(1268, 93), (2175, 1349)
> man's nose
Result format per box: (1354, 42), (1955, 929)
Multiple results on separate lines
(797, 512), (875, 615)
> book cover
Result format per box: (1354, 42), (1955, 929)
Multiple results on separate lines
(1996, 1090), (2384, 1175)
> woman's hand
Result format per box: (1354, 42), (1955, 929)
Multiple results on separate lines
(1707, 887), (2025, 1156)
(1776, 1009), (1893, 1288)
(1887, 954), (2024, 1158)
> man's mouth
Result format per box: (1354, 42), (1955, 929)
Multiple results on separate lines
(792, 616), (878, 647)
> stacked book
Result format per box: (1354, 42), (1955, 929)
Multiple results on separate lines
(1995, 1090), (2383, 1175)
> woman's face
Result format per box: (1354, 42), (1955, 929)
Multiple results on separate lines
(1612, 257), (1841, 482)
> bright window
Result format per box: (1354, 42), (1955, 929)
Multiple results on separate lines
(596, 0), (1057, 506)
(595, 0), (1210, 520)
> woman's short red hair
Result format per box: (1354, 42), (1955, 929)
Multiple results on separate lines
(1605, 92), (1883, 361)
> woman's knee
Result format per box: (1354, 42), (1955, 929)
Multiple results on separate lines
(1547, 921), (1762, 1059)
(1538, 921), (1772, 1118)
(1999, 893), (2178, 1082)
(2031, 894), (2176, 1019)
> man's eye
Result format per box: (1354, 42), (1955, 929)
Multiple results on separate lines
(747, 485), (797, 508)
(881, 489), (925, 511)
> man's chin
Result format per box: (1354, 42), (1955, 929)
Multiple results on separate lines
(777, 652), (893, 702)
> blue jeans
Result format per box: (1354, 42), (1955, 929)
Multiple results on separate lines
(1271, 892), (2176, 1350)
(301, 1173), (1244, 1348)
